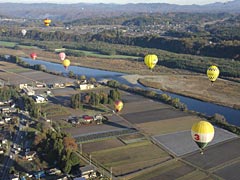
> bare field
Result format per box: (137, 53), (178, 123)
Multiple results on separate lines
(138, 75), (240, 108)
(82, 138), (125, 153)
(154, 128), (238, 157)
(0, 61), (74, 85)
(91, 141), (171, 176)
(214, 161), (240, 180)
(120, 99), (170, 114)
(136, 116), (201, 136)
(122, 108), (189, 124)
(183, 138), (240, 170)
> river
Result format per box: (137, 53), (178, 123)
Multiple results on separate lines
(21, 57), (240, 126)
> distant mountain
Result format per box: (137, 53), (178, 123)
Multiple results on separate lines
(0, 0), (239, 21)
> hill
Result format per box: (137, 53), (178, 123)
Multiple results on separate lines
(0, 1), (239, 21)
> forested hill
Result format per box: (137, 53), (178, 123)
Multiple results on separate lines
(0, 0), (239, 21)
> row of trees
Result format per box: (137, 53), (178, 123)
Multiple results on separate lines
(71, 89), (121, 109)
(106, 80), (187, 111)
(33, 130), (79, 173)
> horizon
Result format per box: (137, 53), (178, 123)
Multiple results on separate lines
(0, 0), (232, 5)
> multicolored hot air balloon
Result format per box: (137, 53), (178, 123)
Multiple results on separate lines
(44, 18), (51, 27)
(207, 65), (220, 84)
(59, 52), (66, 61)
(30, 53), (37, 60)
(62, 59), (70, 70)
(191, 121), (214, 154)
(144, 54), (158, 70)
(21, 29), (27, 36)
(114, 100), (123, 112)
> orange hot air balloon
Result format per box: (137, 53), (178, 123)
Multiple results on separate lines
(44, 18), (51, 26)
(59, 52), (66, 61)
(62, 59), (70, 70)
(114, 100), (123, 112)
(30, 53), (37, 60)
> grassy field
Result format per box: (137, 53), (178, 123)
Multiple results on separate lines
(0, 40), (17, 48)
(67, 49), (139, 59)
(91, 140), (170, 176)
(82, 138), (125, 153)
(129, 160), (195, 180)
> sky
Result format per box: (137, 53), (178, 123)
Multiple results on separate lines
(0, 0), (232, 5)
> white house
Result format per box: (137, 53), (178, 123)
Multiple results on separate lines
(79, 84), (94, 90)
(32, 95), (46, 103)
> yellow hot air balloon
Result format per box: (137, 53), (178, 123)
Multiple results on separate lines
(44, 18), (52, 26)
(191, 121), (214, 154)
(62, 59), (70, 70)
(114, 100), (123, 112)
(144, 54), (158, 70)
(207, 65), (220, 83)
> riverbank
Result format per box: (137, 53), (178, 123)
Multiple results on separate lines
(132, 74), (240, 109)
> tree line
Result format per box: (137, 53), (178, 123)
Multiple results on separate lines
(71, 89), (121, 109)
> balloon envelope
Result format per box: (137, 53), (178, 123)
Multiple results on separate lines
(191, 121), (214, 150)
(30, 53), (37, 60)
(62, 59), (70, 70)
(114, 100), (123, 112)
(59, 52), (66, 61)
(144, 54), (158, 70)
(44, 18), (51, 26)
(207, 65), (220, 82)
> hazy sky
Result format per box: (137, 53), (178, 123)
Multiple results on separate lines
(0, 0), (232, 5)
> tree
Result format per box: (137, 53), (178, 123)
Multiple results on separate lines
(80, 75), (86, 81)
(89, 77), (96, 83)
(71, 94), (82, 109)
(68, 71), (74, 78)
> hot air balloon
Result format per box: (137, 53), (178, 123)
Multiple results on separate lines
(30, 53), (37, 60)
(207, 65), (220, 84)
(62, 59), (70, 70)
(191, 121), (214, 154)
(21, 29), (27, 36)
(59, 52), (66, 61)
(114, 100), (123, 112)
(144, 54), (158, 70)
(44, 18), (51, 27)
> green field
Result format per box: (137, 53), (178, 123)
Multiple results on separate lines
(0, 40), (17, 48)
(69, 49), (139, 59)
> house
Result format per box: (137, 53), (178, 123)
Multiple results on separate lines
(32, 95), (46, 103)
(25, 151), (36, 160)
(3, 116), (11, 123)
(0, 148), (4, 154)
(0, 106), (10, 114)
(19, 83), (28, 89)
(79, 165), (96, 179)
(22, 87), (35, 96)
(82, 115), (94, 123)
(79, 84), (94, 90)
(0, 119), (4, 125)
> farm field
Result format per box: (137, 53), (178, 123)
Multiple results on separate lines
(153, 128), (238, 157)
(122, 108), (189, 124)
(90, 140), (171, 177)
(135, 116), (201, 135)
(0, 61), (74, 85)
